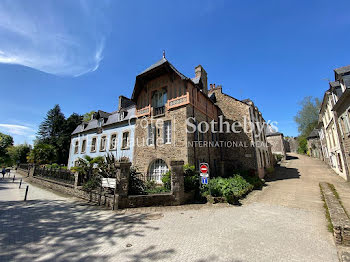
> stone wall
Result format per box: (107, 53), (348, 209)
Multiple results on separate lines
(208, 86), (259, 173)
(266, 134), (286, 158)
(307, 137), (323, 159)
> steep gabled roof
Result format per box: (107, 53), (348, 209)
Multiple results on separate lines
(330, 81), (340, 88)
(334, 65), (350, 75)
(132, 57), (190, 101)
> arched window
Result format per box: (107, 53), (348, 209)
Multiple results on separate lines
(149, 159), (169, 183)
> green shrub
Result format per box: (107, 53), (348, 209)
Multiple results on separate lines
(82, 176), (100, 191)
(183, 164), (199, 192)
(201, 175), (254, 204)
(273, 154), (283, 162)
(128, 167), (146, 195)
(161, 171), (171, 190)
(144, 180), (170, 194)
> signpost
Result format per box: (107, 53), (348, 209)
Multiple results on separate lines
(199, 163), (209, 185)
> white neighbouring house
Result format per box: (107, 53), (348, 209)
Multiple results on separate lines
(67, 96), (136, 169)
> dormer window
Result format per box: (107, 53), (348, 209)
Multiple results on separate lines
(98, 118), (104, 127)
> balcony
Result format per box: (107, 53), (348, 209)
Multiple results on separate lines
(153, 106), (165, 116)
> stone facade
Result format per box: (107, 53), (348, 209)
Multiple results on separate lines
(132, 59), (221, 178)
(286, 137), (298, 153)
(208, 86), (271, 178)
(266, 133), (286, 159)
(307, 129), (323, 159)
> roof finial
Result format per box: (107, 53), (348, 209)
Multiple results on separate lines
(163, 50), (165, 59)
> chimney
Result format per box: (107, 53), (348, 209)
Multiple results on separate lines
(210, 84), (213, 89)
(195, 65), (208, 94)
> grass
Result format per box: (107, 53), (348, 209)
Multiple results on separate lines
(319, 184), (333, 233)
(327, 182), (350, 219)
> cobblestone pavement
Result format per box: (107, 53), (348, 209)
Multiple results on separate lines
(0, 154), (346, 262)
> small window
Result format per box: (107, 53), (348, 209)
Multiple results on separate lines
(74, 141), (79, 154)
(122, 132), (130, 149)
(164, 121), (171, 144)
(91, 137), (97, 152)
(147, 125), (155, 145)
(81, 140), (86, 153)
(100, 136), (107, 151)
(110, 134), (117, 150)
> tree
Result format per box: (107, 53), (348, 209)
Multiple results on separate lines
(37, 104), (66, 144)
(83, 111), (95, 122)
(36, 105), (82, 165)
(56, 113), (83, 164)
(7, 144), (31, 164)
(0, 132), (14, 166)
(28, 143), (57, 164)
(294, 96), (321, 137)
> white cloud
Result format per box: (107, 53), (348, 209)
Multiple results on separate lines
(0, 0), (110, 77)
(0, 124), (36, 144)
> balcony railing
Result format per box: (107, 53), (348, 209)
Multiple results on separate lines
(153, 106), (165, 116)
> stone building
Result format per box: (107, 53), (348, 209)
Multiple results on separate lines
(67, 96), (136, 169)
(285, 137), (298, 153)
(131, 56), (222, 181)
(319, 66), (350, 180)
(131, 55), (271, 180)
(208, 87), (271, 178)
(306, 129), (323, 159)
(266, 129), (286, 159)
(331, 65), (350, 181)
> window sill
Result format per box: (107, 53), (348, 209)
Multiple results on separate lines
(152, 113), (165, 118)
(109, 148), (117, 151)
(165, 142), (172, 145)
(121, 147), (130, 150)
(99, 150), (106, 152)
(90, 150), (96, 153)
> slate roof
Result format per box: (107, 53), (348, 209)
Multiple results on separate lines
(307, 129), (319, 139)
(343, 75), (350, 87)
(72, 105), (136, 135)
(335, 65), (350, 75)
(330, 81), (340, 88)
(137, 57), (188, 80)
(265, 125), (282, 137)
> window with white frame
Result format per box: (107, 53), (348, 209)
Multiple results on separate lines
(91, 137), (97, 152)
(81, 139), (86, 153)
(74, 140), (79, 154)
(164, 121), (171, 144)
(122, 131), (129, 149)
(147, 124), (155, 145)
(110, 134), (117, 150)
(149, 159), (169, 183)
(100, 136), (107, 151)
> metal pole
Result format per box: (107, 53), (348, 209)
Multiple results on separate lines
(19, 178), (22, 188)
(24, 186), (29, 201)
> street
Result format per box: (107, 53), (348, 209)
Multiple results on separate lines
(1, 153), (349, 262)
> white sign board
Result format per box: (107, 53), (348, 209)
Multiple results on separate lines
(102, 178), (116, 189)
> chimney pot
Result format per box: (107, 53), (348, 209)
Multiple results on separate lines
(213, 84), (216, 88)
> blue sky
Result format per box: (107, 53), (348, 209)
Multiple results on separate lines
(0, 0), (349, 144)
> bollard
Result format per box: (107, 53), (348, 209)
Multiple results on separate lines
(24, 185), (29, 201)
(12, 175), (15, 182)
(19, 178), (22, 189)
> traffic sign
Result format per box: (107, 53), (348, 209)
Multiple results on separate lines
(201, 176), (208, 184)
(200, 163), (209, 175)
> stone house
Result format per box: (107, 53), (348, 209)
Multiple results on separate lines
(306, 129), (323, 159)
(285, 137), (298, 153)
(319, 73), (348, 180)
(318, 125), (330, 163)
(67, 96), (136, 169)
(208, 86), (271, 178)
(131, 56), (222, 181)
(131, 55), (271, 180)
(331, 65), (350, 181)
(266, 129), (286, 159)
